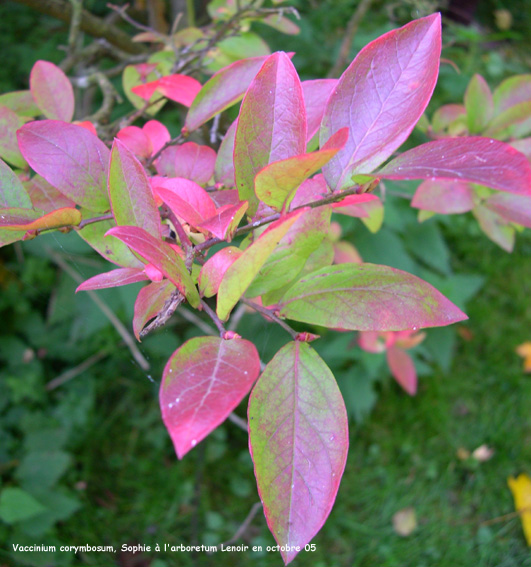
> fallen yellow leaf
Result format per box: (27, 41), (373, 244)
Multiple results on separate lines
(515, 342), (531, 372)
(392, 507), (417, 537)
(507, 473), (531, 546)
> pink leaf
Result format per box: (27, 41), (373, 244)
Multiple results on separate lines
(411, 179), (475, 214)
(134, 75), (202, 107)
(172, 142), (217, 186)
(155, 178), (216, 229)
(234, 52), (306, 213)
(249, 341), (348, 564)
(106, 225), (199, 307)
(255, 128), (349, 211)
(472, 204), (515, 252)
(30, 60), (74, 122)
(0, 105), (26, 169)
(214, 119), (237, 186)
(161, 336), (260, 458)
(290, 174), (329, 208)
(387, 345), (417, 395)
(321, 14), (441, 189)
(485, 192), (531, 228)
(302, 79), (337, 143)
(133, 279), (176, 340)
(185, 55), (269, 132)
(377, 137), (531, 195)
(278, 263), (468, 331)
(116, 126), (153, 159)
(108, 139), (162, 238)
(198, 246), (244, 298)
(331, 193), (378, 218)
(142, 120), (170, 155)
(24, 175), (76, 212)
(17, 120), (110, 212)
(210, 188), (240, 208)
(76, 267), (149, 292)
(198, 201), (248, 240)
(431, 104), (466, 133)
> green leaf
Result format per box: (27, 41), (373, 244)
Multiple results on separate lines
(278, 263), (468, 331)
(16, 451), (71, 490)
(0, 158), (31, 208)
(464, 74), (493, 134)
(0, 488), (46, 524)
(216, 210), (303, 320)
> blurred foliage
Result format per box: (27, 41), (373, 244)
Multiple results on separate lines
(0, 0), (530, 565)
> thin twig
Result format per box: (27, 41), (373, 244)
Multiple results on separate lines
(241, 299), (298, 339)
(46, 247), (150, 371)
(67, 0), (84, 57)
(228, 303), (247, 332)
(328, 0), (375, 78)
(178, 308), (218, 336)
(161, 205), (192, 250)
(78, 213), (115, 230)
(209, 502), (263, 552)
(227, 413), (248, 432)
(46, 349), (109, 390)
(200, 299), (226, 337)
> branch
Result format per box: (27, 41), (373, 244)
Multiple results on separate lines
(46, 349), (109, 390)
(209, 502), (263, 553)
(200, 299), (227, 337)
(10, 0), (148, 55)
(241, 298), (298, 340)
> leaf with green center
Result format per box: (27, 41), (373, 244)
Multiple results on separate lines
(123, 63), (166, 116)
(133, 279), (176, 340)
(216, 210), (304, 320)
(464, 74), (493, 134)
(185, 55), (269, 132)
(248, 341), (348, 565)
(493, 74), (531, 114)
(160, 336), (260, 458)
(472, 203), (515, 252)
(108, 139), (161, 238)
(0, 158), (31, 208)
(234, 52), (306, 214)
(278, 263), (468, 331)
(215, 120), (237, 187)
(0, 91), (40, 117)
(431, 104), (466, 134)
(76, 267), (149, 292)
(376, 137), (531, 195)
(246, 207), (331, 298)
(0, 207), (81, 231)
(30, 60), (74, 122)
(485, 192), (531, 228)
(484, 102), (531, 139)
(0, 105), (26, 169)
(320, 14), (441, 190)
(255, 128), (348, 211)
(106, 226), (199, 307)
(17, 120), (110, 212)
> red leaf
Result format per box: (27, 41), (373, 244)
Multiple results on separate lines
(106, 225), (199, 307)
(198, 201), (248, 240)
(24, 175), (76, 212)
(386, 345), (417, 395)
(108, 139), (162, 239)
(234, 52), (306, 213)
(116, 126), (153, 159)
(142, 120), (170, 155)
(377, 137), (531, 195)
(278, 263), (468, 331)
(160, 336), (260, 458)
(133, 279), (176, 340)
(76, 267), (149, 292)
(134, 75), (202, 107)
(254, 128), (349, 211)
(411, 179), (475, 214)
(214, 119), (237, 187)
(30, 60), (74, 122)
(248, 341), (348, 564)
(302, 79), (337, 143)
(321, 14), (441, 189)
(331, 193), (378, 218)
(172, 142), (217, 185)
(485, 192), (531, 228)
(198, 246), (244, 298)
(17, 120), (110, 212)
(154, 179), (216, 229)
(185, 55), (269, 132)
